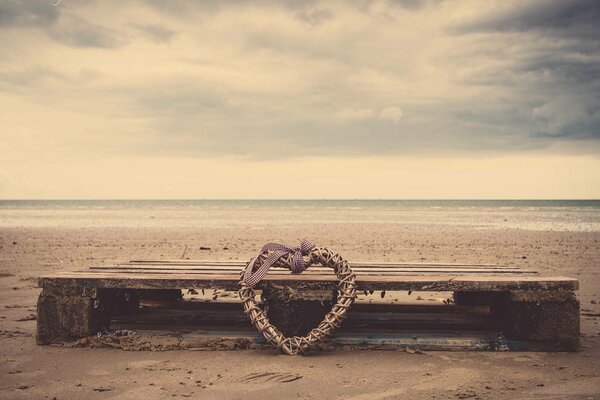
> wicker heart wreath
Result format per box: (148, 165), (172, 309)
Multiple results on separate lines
(238, 241), (357, 355)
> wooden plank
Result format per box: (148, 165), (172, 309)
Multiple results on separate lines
(88, 327), (556, 351)
(118, 315), (494, 331)
(95, 266), (538, 274)
(39, 272), (579, 292)
(129, 259), (504, 266)
(112, 263), (521, 270)
(126, 260), (513, 269)
(328, 333), (529, 351)
(140, 304), (491, 325)
(139, 299), (491, 315)
(88, 266), (538, 275)
(112, 264), (521, 271)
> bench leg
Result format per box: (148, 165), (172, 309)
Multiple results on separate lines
(36, 287), (142, 344)
(36, 287), (110, 345)
(262, 284), (336, 337)
(499, 291), (580, 351)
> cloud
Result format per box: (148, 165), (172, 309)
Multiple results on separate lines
(131, 84), (226, 116)
(142, 0), (322, 17)
(453, 0), (600, 35)
(294, 7), (333, 26)
(0, 0), (59, 28)
(532, 95), (600, 139)
(334, 106), (403, 125)
(386, 0), (440, 10)
(49, 14), (121, 48)
(448, 0), (600, 142)
(132, 23), (178, 43)
(1, 0), (599, 162)
(335, 108), (377, 121)
(0, 0), (121, 48)
(379, 106), (403, 124)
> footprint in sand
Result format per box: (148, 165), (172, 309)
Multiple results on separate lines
(237, 372), (302, 384)
(0, 330), (31, 338)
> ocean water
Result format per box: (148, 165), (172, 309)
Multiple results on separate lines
(0, 200), (599, 231)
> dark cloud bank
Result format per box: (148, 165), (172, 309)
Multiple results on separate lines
(0, 0), (119, 48)
(453, 0), (600, 141)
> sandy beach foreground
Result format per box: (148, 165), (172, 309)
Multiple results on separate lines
(1, 223), (599, 399)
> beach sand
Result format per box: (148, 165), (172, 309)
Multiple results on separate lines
(1, 224), (599, 399)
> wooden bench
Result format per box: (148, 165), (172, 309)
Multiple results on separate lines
(36, 260), (580, 351)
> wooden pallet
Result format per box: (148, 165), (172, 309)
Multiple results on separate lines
(36, 260), (580, 351)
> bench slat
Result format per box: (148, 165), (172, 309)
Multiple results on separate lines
(88, 266), (538, 275)
(39, 272), (578, 292)
(114, 265), (521, 271)
(126, 260), (513, 269)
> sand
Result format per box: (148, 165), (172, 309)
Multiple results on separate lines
(1, 224), (599, 399)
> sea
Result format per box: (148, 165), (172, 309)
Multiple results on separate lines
(0, 200), (599, 232)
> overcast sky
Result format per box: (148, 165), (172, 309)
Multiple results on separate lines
(1, 0), (599, 199)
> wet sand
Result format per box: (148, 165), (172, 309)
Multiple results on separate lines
(1, 225), (599, 399)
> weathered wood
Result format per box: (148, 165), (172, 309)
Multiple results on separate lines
(114, 299), (496, 332)
(128, 260), (507, 268)
(103, 262), (524, 269)
(140, 299), (491, 315)
(90, 266), (538, 275)
(39, 273), (578, 292)
(499, 290), (580, 351)
(86, 327), (570, 352)
(36, 287), (109, 344)
(36, 259), (580, 351)
(36, 287), (145, 343)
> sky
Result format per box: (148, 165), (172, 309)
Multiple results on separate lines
(0, 0), (599, 199)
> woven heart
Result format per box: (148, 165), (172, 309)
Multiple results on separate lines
(238, 246), (357, 355)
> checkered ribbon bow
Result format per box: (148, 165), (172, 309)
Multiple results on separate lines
(242, 240), (315, 287)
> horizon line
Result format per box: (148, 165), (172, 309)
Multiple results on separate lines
(1, 198), (599, 202)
